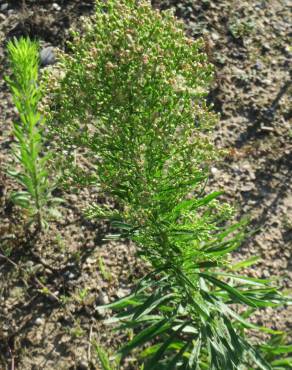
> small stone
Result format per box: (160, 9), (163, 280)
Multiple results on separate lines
(0, 3), (8, 11)
(211, 32), (220, 41)
(254, 61), (263, 70)
(86, 257), (96, 265)
(210, 167), (218, 175)
(2, 307), (8, 315)
(64, 271), (76, 280)
(40, 47), (56, 67)
(95, 307), (107, 318)
(262, 79), (272, 86)
(77, 360), (88, 370)
(261, 125), (274, 132)
(25, 260), (34, 268)
(116, 288), (130, 298)
(97, 291), (109, 305)
(262, 269), (270, 278)
(262, 44), (271, 52)
(35, 317), (44, 326)
(52, 3), (61, 11)
(10, 286), (24, 299)
(249, 172), (256, 180)
(240, 183), (254, 192)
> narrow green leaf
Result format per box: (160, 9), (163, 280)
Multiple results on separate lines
(200, 273), (257, 307)
(94, 344), (115, 370)
(118, 318), (171, 358)
(133, 292), (174, 321)
(271, 358), (292, 366)
(167, 342), (190, 370)
(230, 256), (261, 271)
(144, 322), (189, 370)
(261, 344), (292, 355)
(188, 336), (201, 369)
(209, 272), (270, 286)
(99, 293), (144, 310)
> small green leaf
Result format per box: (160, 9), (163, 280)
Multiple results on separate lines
(99, 293), (144, 310)
(188, 336), (201, 368)
(200, 273), (257, 307)
(230, 256), (261, 271)
(118, 318), (172, 358)
(271, 358), (292, 366)
(94, 344), (115, 370)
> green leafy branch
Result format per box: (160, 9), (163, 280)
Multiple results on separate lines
(6, 37), (60, 230)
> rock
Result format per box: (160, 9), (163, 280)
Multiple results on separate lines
(64, 272), (76, 280)
(254, 61), (263, 70)
(240, 183), (254, 192)
(262, 78), (272, 86)
(97, 291), (109, 305)
(25, 260), (34, 268)
(262, 43), (271, 52)
(86, 257), (96, 265)
(211, 32), (220, 41)
(95, 306), (107, 318)
(210, 167), (219, 175)
(35, 317), (44, 326)
(52, 3), (61, 11)
(40, 47), (56, 67)
(77, 360), (88, 370)
(0, 3), (8, 11)
(116, 288), (130, 298)
(10, 286), (24, 299)
(262, 269), (270, 278)
(261, 125), (274, 132)
(26, 263), (43, 273)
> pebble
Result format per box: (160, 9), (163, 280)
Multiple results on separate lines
(240, 183), (254, 192)
(211, 32), (220, 41)
(254, 61), (263, 70)
(210, 167), (219, 175)
(95, 306), (107, 318)
(35, 317), (44, 326)
(63, 271), (76, 280)
(262, 43), (271, 52)
(0, 3), (8, 11)
(86, 257), (96, 265)
(40, 47), (56, 67)
(262, 269), (270, 278)
(25, 260), (34, 268)
(261, 125), (274, 132)
(77, 360), (89, 370)
(52, 3), (61, 11)
(10, 286), (24, 299)
(116, 288), (131, 298)
(262, 78), (272, 86)
(97, 291), (109, 305)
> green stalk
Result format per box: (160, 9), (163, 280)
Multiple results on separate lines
(6, 37), (55, 230)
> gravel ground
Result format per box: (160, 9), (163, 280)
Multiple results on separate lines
(0, 0), (291, 369)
